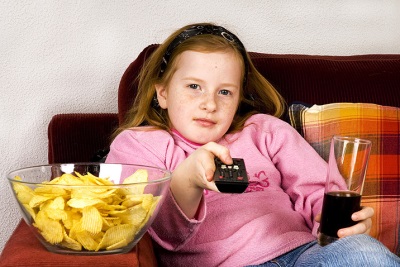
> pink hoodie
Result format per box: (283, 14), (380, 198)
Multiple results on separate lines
(106, 114), (331, 266)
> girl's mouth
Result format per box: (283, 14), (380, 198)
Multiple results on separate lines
(194, 118), (216, 127)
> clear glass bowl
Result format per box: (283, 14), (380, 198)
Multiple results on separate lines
(7, 163), (171, 255)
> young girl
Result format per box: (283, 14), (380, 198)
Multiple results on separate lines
(106, 23), (399, 266)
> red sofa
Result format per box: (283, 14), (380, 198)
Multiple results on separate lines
(1, 44), (399, 266)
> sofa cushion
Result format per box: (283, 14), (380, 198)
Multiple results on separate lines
(288, 102), (400, 255)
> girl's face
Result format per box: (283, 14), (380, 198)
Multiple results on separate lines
(155, 50), (242, 144)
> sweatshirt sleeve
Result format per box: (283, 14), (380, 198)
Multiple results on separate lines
(265, 121), (328, 236)
(106, 129), (207, 249)
(106, 129), (169, 168)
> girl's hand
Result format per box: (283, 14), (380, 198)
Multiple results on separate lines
(315, 206), (374, 237)
(337, 206), (374, 237)
(170, 142), (232, 218)
(185, 142), (232, 192)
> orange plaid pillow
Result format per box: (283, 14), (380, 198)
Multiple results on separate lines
(289, 102), (400, 255)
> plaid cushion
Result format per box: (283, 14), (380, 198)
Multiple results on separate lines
(289, 102), (400, 255)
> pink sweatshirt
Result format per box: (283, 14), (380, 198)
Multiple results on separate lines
(106, 114), (330, 266)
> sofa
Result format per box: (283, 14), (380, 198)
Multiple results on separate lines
(1, 44), (399, 266)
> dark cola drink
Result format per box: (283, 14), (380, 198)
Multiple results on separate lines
(318, 191), (361, 246)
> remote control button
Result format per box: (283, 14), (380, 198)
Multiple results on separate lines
(214, 158), (249, 193)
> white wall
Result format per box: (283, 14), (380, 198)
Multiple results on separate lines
(1, 0), (399, 254)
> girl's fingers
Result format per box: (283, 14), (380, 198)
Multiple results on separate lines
(337, 218), (372, 237)
(337, 206), (374, 237)
(352, 206), (374, 221)
(203, 142), (232, 164)
(315, 214), (321, 223)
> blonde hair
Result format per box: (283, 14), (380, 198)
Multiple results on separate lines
(114, 23), (285, 138)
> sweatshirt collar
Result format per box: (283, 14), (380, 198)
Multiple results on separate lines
(171, 129), (203, 148)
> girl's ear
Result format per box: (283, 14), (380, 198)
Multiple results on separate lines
(155, 84), (168, 109)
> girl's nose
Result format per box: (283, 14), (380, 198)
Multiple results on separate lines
(199, 92), (217, 112)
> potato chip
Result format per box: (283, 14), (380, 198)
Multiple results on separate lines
(68, 220), (83, 241)
(122, 194), (148, 208)
(50, 173), (84, 185)
(96, 224), (136, 251)
(34, 186), (67, 197)
(140, 194), (154, 211)
(100, 203), (126, 210)
(75, 172), (114, 186)
(81, 206), (103, 234)
(101, 217), (117, 231)
(41, 223), (64, 245)
(121, 169), (149, 195)
(106, 238), (128, 251)
(48, 196), (65, 209)
(138, 196), (160, 230)
(116, 204), (147, 226)
(60, 229), (82, 251)
(34, 210), (63, 244)
(75, 230), (99, 251)
(29, 195), (52, 208)
(71, 188), (117, 200)
(22, 203), (36, 220)
(101, 204), (127, 215)
(16, 189), (34, 205)
(107, 194), (124, 205)
(12, 180), (34, 205)
(86, 173), (114, 186)
(123, 169), (148, 184)
(67, 198), (105, 209)
(42, 196), (67, 221)
(62, 210), (80, 230)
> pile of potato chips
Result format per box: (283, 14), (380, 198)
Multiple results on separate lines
(12, 169), (160, 251)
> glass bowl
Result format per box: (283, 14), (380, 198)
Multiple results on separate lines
(7, 163), (171, 255)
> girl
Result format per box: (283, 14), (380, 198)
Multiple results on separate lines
(106, 23), (399, 266)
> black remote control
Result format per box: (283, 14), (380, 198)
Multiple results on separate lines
(214, 158), (249, 193)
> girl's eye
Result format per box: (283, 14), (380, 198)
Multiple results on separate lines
(219, 89), (231, 96)
(188, 84), (200, 90)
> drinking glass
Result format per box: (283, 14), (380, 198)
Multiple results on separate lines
(318, 136), (372, 246)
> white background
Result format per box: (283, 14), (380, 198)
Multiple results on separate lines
(1, 0), (399, 253)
